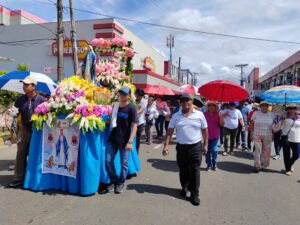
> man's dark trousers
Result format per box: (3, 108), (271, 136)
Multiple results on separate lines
(176, 142), (202, 196)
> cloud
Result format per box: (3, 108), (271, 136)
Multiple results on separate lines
(161, 8), (224, 33)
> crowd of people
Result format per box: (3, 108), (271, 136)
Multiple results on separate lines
(6, 78), (300, 206)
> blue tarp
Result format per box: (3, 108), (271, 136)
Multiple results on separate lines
(24, 127), (140, 195)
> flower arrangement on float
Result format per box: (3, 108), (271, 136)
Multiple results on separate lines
(31, 76), (112, 133)
(90, 36), (136, 102)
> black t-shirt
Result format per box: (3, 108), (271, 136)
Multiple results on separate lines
(109, 103), (138, 148)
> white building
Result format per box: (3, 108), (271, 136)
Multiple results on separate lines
(0, 7), (182, 91)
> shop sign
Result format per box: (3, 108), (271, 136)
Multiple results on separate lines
(51, 40), (89, 60)
(143, 56), (156, 72)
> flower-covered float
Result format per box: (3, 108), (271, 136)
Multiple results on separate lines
(24, 36), (140, 195)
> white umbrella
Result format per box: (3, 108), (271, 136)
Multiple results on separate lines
(0, 71), (56, 94)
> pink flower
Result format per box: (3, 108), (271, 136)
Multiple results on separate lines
(111, 37), (128, 47)
(125, 48), (135, 57)
(90, 38), (100, 47)
(34, 102), (49, 114)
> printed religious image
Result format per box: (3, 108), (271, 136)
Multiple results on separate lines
(42, 119), (80, 178)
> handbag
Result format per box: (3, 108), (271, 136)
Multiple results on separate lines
(280, 119), (295, 144)
(146, 116), (154, 125)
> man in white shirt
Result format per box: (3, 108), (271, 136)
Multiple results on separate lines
(162, 93), (208, 206)
(135, 88), (147, 154)
(221, 102), (245, 156)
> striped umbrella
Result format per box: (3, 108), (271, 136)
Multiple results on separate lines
(260, 85), (300, 104)
(0, 71), (56, 94)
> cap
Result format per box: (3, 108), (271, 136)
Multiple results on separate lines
(259, 101), (269, 106)
(286, 103), (299, 108)
(179, 93), (194, 101)
(228, 102), (236, 106)
(21, 76), (37, 85)
(118, 86), (131, 95)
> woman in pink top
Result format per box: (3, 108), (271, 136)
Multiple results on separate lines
(155, 96), (168, 140)
(204, 101), (224, 171)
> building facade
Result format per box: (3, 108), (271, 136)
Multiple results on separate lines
(259, 50), (300, 90)
(0, 7), (183, 91)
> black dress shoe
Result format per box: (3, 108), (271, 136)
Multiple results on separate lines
(8, 180), (24, 188)
(190, 195), (200, 206)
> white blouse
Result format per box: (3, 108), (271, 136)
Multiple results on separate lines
(281, 116), (300, 143)
(251, 111), (274, 136)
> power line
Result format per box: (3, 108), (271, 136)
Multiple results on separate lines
(0, 38), (55, 45)
(0, 4), (56, 36)
(26, 1), (300, 45)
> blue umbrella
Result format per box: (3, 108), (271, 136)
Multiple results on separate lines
(260, 85), (300, 104)
(0, 71), (57, 94)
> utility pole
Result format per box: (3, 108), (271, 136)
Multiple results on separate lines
(57, 0), (64, 81)
(235, 64), (248, 87)
(178, 57), (181, 82)
(69, 0), (79, 74)
(166, 34), (174, 77)
(193, 72), (199, 86)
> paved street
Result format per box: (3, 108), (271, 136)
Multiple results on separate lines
(0, 139), (299, 225)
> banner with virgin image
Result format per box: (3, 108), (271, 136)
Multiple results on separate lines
(42, 119), (80, 178)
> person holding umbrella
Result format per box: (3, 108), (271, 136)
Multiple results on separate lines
(281, 104), (300, 176)
(249, 101), (274, 173)
(9, 76), (46, 187)
(221, 102), (244, 156)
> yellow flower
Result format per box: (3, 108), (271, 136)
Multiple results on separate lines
(31, 114), (39, 121)
(43, 115), (48, 120)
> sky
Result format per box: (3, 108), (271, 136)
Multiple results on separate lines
(2, 0), (300, 85)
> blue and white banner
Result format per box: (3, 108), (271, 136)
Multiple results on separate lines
(42, 120), (80, 178)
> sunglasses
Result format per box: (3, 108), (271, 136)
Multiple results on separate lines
(288, 107), (297, 110)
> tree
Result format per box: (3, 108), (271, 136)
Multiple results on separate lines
(17, 63), (29, 71)
(0, 70), (20, 106)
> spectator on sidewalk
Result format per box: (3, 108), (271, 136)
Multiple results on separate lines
(9, 76), (46, 188)
(162, 93), (208, 206)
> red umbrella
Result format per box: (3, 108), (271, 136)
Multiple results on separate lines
(198, 80), (249, 102)
(178, 84), (199, 95)
(144, 84), (175, 96)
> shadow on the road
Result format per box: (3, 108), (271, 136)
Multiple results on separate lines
(0, 160), (15, 172)
(127, 183), (185, 200)
(232, 151), (253, 160)
(217, 161), (254, 174)
(0, 175), (14, 187)
(147, 158), (178, 172)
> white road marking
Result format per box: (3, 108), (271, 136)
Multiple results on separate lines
(154, 144), (162, 149)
